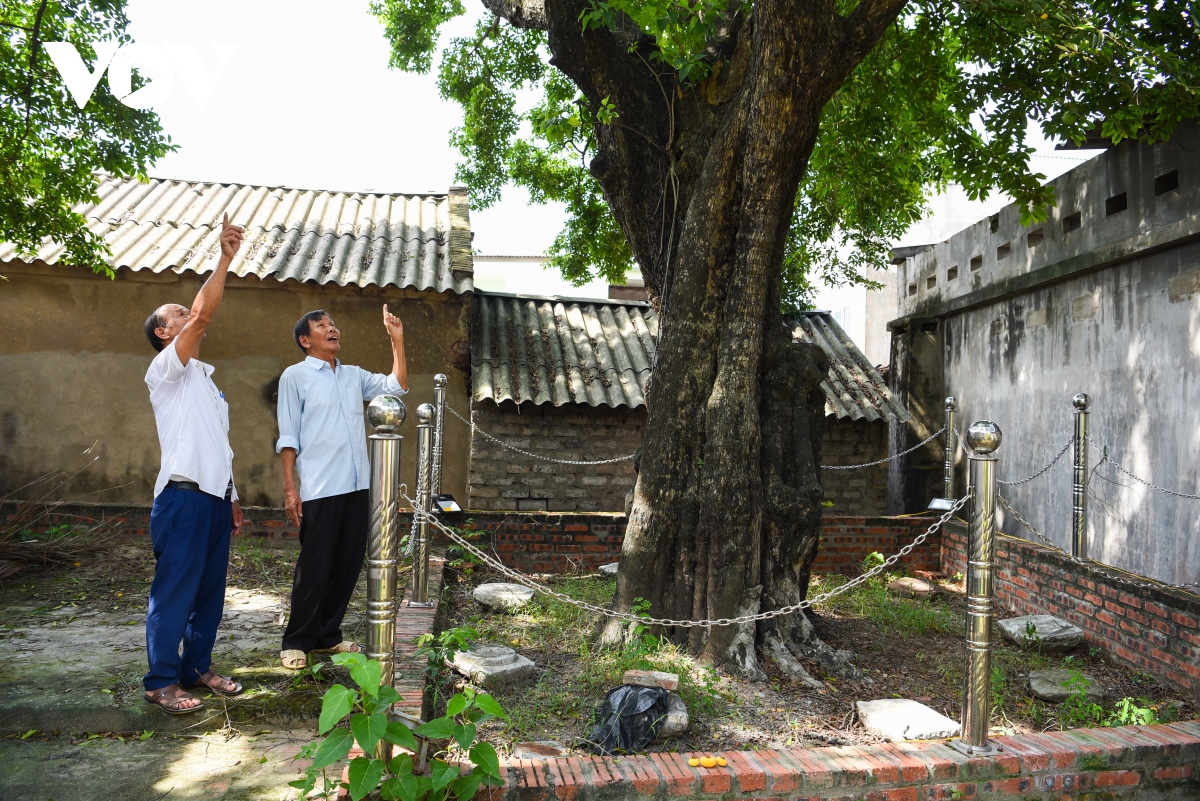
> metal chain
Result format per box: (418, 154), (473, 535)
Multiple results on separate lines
(823, 425), (947, 470)
(445, 405), (637, 466)
(403, 445), (430, 558)
(997, 493), (1200, 594)
(997, 437), (1075, 486)
(402, 489), (970, 628)
(1085, 435), (1200, 500)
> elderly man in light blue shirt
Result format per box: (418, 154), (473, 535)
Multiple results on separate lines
(276, 305), (408, 670)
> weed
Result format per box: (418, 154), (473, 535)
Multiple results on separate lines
(1107, 697), (1158, 727)
(1058, 671), (1105, 728)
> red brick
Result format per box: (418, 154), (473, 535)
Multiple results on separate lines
(864, 790), (919, 801)
(981, 777), (1034, 794)
(724, 750), (768, 792)
(898, 741), (961, 780)
(874, 743), (930, 782)
(611, 755), (660, 795)
(747, 749), (799, 792)
(1153, 765), (1192, 781)
(1020, 733), (1079, 770)
(784, 748), (835, 788)
(1172, 611), (1197, 627)
(922, 782), (975, 799)
(1094, 769), (1141, 786)
(648, 752), (694, 796)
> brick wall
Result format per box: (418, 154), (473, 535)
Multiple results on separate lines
(466, 400), (643, 513)
(820, 417), (890, 515)
(815, 515), (941, 574)
(943, 521), (1200, 697)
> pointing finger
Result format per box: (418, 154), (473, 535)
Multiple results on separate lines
(223, 212), (229, 228)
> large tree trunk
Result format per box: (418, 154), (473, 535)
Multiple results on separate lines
(498, 0), (906, 678)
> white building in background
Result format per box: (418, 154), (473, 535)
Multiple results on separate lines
(472, 254), (613, 299)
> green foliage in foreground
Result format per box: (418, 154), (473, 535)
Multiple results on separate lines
(1, 0), (174, 276)
(370, 0), (1199, 309)
(291, 652), (507, 801)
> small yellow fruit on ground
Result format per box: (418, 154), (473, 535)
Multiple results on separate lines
(716, 757), (728, 767)
(687, 758), (700, 767)
(699, 756), (717, 768)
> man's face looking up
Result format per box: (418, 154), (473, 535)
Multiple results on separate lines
(154, 304), (190, 346)
(300, 315), (340, 358)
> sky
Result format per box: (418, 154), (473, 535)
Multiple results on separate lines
(122, 0), (1099, 297)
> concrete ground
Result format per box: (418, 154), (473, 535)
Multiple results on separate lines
(0, 539), (360, 799)
(0, 729), (318, 801)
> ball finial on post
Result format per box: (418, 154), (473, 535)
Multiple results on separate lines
(416, 403), (434, 425)
(1072, 393), (1090, 411)
(434, 373), (448, 387)
(367, 394), (406, 433)
(945, 396), (957, 411)
(965, 420), (1002, 455)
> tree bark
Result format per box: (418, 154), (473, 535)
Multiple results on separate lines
(515, 0), (907, 678)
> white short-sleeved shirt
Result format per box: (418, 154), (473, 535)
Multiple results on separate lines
(275, 357), (404, 502)
(145, 340), (237, 501)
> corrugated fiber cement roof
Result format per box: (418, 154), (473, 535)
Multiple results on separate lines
(471, 291), (910, 422)
(0, 176), (473, 294)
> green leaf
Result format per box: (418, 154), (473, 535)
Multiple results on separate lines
(376, 685), (402, 708)
(431, 759), (459, 791)
(469, 741), (501, 778)
(445, 692), (470, 717)
(384, 721), (418, 752)
(333, 651), (368, 669)
(350, 712), (389, 754)
(389, 752), (415, 776)
(391, 772), (419, 801)
(472, 693), (508, 721)
(347, 756), (385, 801)
(453, 722), (477, 752)
(416, 716), (457, 740)
(452, 772), (483, 801)
(349, 659), (383, 695)
(319, 685), (357, 734)
(380, 776), (403, 801)
(311, 728), (356, 770)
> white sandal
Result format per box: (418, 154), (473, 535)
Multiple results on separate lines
(280, 649), (307, 670)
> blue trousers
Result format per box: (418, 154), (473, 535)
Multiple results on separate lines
(144, 487), (232, 691)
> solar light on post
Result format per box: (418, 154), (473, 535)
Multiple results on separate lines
(951, 420), (1004, 757)
(1071, 393), (1090, 560)
(366, 393), (404, 759)
(411, 403), (435, 607)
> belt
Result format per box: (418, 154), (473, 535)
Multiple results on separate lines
(166, 479), (233, 501)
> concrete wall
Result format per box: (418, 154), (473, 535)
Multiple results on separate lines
(466, 400), (643, 512)
(0, 262), (471, 508)
(889, 121), (1200, 587)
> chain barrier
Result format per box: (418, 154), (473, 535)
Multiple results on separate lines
(1085, 435), (1200, 500)
(823, 425), (947, 470)
(997, 493), (1200, 594)
(401, 489), (970, 628)
(403, 444), (429, 558)
(997, 437), (1075, 486)
(445, 405), (636, 466)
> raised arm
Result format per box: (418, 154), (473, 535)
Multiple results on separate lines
(383, 304), (408, 392)
(174, 213), (244, 365)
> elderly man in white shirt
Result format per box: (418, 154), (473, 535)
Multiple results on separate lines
(275, 305), (408, 670)
(141, 214), (246, 715)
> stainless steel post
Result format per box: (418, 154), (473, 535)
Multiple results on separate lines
(431, 374), (447, 497)
(1071, 393), (1090, 560)
(366, 394), (405, 760)
(952, 420), (1003, 757)
(411, 403), (435, 607)
(944, 397), (957, 499)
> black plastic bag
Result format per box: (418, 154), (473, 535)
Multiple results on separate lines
(585, 684), (670, 755)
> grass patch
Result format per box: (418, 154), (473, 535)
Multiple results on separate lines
(808, 572), (959, 636)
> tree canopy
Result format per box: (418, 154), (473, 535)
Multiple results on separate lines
(372, 0), (1198, 309)
(1, 0), (173, 277)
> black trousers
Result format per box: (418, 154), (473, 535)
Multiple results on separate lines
(282, 489), (368, 652)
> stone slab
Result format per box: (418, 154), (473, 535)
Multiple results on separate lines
(623, 669), (679, 691)
(1029, 668), (1107, 703)
(598, 562), (619, 577)
(856, 698), (961, 742)
(888, 577), (936, 597)
(451, 644), (537, 688)
(473, 583), (535, 611)
(999, 614), (1086, 652)
(512, 740), (568, 759)
(658, 693), (689, 737)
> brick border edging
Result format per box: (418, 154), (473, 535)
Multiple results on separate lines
(483, 722), (1199, 800)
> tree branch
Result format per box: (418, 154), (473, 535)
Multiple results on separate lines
(479, 0), (548, 30)
(837, 0), (908, 67)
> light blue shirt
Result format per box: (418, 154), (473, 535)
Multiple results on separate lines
(276, 356), (406, 502)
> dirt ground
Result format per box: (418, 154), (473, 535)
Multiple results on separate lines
(440, 561), (1198, 757)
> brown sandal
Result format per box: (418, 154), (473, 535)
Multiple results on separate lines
(145, 685), (205, 715)
(183, 670), (244, 696)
